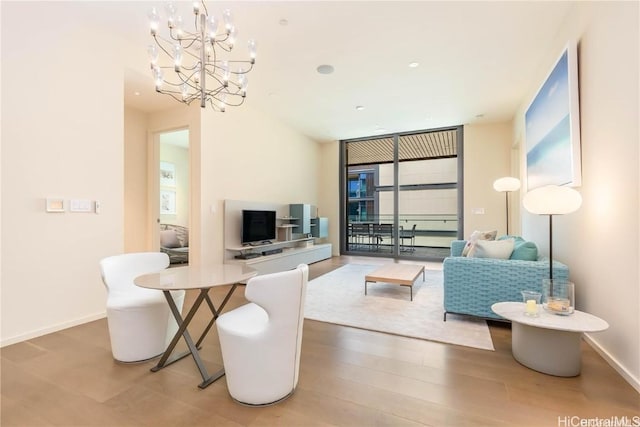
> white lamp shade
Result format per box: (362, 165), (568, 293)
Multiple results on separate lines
(523, 185), (582, 215)
(493, 177), (521, 192)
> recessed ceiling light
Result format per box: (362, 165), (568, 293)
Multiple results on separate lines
(134, 91), (141, 96)
(355, 105), (365, 111)
(316, 64), (335, 75)
(408, 62), (419, 68)
(475, 114), (485, 118)
(279, 19), (288, 26)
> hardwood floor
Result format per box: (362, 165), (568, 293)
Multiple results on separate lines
(2, 256), (638, 426)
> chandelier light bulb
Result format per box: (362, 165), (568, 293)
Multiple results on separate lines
(148, 7), (160, 35)
(153, 67), (164, 89)
(223, 9), (233, 32)
(237, 68), (248, 96)
(206, 15), (218, 39)
(181, 83), (189, 100)
(173, 45), (183, 71)
(192, 1), (200, 15)
(147, 45), (159, 65)
(228, 26), (237, 47)
(237, 69), (245, 81)
(165, 3), (177, 28)
(194, 63), (201, 84)
(248, 39), (257, 62)
(221, 61), (230, 86)
(219, 94), (227, 112)
(174, 15), (184, 39)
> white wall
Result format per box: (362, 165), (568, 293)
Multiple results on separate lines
(463, 123), (515, 236)
(514, 2), (639, 390)
(199, 105), (321, 264)
(318, 141), (340, 255)
(124, 106), (149, 253)
(1, 2), (124, 345)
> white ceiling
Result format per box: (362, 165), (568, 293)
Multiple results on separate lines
(121, 1), (574, 142)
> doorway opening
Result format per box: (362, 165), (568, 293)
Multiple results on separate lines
(157, 128), (190, 265)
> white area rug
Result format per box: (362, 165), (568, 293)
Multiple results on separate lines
(304, 264), (494, 351)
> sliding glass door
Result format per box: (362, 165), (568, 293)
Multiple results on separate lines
(340, 126), (463, 260)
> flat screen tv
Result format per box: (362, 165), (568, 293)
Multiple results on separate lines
(241, 209), (276, 244)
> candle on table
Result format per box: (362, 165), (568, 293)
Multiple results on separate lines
(525, 299), (537, 315)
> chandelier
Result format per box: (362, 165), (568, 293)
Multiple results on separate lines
(147, 1), (256, 111)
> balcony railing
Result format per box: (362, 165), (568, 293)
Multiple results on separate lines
(347, 214), (458, 250)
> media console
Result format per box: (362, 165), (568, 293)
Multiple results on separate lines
(224, 200), (332, 275)
(226, 239), (332, 275)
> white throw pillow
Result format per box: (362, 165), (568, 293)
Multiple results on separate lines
(462, 229), (498, 256)
(160, 229), (181, 248)
(469, 239), (515, 259)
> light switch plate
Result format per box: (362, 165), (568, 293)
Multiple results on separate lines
(46, 198), (66, 212)
(70, 199), (93, 212)
(472, 207), (485, 215)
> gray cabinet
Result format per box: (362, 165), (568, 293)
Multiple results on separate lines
(311, 217), (328, 238)
(289, 204), (311, 235)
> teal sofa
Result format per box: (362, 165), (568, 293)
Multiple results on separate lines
(442, 239), (569, 321)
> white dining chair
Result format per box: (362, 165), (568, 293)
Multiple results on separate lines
(216, 264), (309, 405)
(99, 252), (185, 363)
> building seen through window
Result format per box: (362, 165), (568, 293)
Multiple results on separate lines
(341, 127), (463, 260)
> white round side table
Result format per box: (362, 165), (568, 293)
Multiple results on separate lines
(491, 302), (609, 377)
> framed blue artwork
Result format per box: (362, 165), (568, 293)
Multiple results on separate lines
(525, 42), (582, 190)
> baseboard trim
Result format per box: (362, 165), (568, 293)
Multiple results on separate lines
(584, 332), (640, 394)
(0, 311), (107, 348)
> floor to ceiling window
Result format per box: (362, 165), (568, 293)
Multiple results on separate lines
(340, 126), (463, 260)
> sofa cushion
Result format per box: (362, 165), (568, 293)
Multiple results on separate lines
(160, 229), (181, 248)
(469, 239), (514, 259)
(510, 240), (538, 261)
(462, 230), (497, 256)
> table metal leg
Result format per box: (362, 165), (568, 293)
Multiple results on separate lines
(196, 283), (238, 348)
(151, 284), (240, 388)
